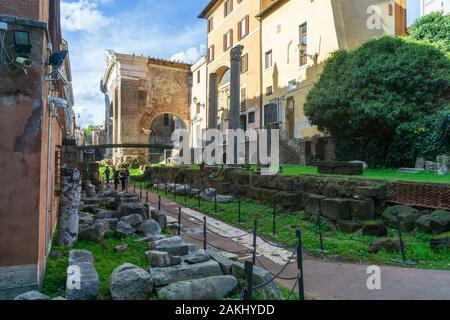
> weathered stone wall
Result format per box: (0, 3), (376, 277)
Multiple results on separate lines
(144, 167), (387, 215)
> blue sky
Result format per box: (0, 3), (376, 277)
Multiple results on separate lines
(62, 0), (420, 128)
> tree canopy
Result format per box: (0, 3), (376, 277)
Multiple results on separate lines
(409, 12), (450, 52)
(304, 36), (450, 167)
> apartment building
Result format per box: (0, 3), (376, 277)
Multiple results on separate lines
(258, 0), (407, 142)
(0, 0), (75, 298)
(199, 0), (262, 132)
(420, 0), (450, 15)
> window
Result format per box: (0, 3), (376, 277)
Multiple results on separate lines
(266, 86), (273, 96)
(223, 29), (233, 51)
(164, 113), (170, 127)
(208, 17), (214, 33)
(224, 0), (233, 17)
(248, 111), (255, 124)
(288, 79), (297, 91)
(238, 16), (249, 40)
(240, 53), (248, 73)
(240, 87), (247, 111)
(197, 70), (201, 84)
(265, 50), (273, 69)
(207, 45), (215, 63)
(264, 103), (279, 126)
(299, 23), (308, 66)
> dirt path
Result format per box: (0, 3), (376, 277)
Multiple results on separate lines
(136, 187), (450, 300)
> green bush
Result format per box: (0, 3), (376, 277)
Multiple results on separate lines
(409, 12), (450, 52)
(304, 36), (450, 167)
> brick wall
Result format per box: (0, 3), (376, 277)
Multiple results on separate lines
(0, 0), (48, 22)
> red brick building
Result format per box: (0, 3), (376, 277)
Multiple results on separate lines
(0, 0), (75, 299)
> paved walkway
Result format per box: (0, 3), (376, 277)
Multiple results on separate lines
(136, 187), (450, 300)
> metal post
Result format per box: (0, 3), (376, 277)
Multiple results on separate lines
(174, 183), (177, 201)
(140, 183), (143, 200)
(244, 261), (253, 301)
(252, 220), (257, 265)
(391, 215), (415, 265)
(164, 183), (167, 196)
(317, 210), (326, 254)
(158, 195), (161, 211)
(133, 183), (136, 194)
(214, 191), (217, 215)
(296, 230), (305, 301)
(272, 204), (276, 236)
(184, 184), (187, 204)
(203, 216), (207, 251)
(197, 189), (201, 208)
(178, 207), (181, 236)
(157, 181), (159, 194)
(146, 190), (149, 204)
(238, 195), (241, 224)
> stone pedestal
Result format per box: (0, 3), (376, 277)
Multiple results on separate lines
(57, 168), (82, 247)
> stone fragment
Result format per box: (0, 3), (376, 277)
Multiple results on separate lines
(14, 291), (50, 300)
(149, 260), (223, 287)
(79, 220), (109, 243)
(115, 221), (136, 239)
(121, 214), (144, 228)
(146, 250), (181, 267)
(110, 264), (153, 300)
(368, 238), (401, 254)
(321, 198), (351, 221)
(183, 250), (210, 264)
(362, 221), (388, 237)
(137, 220), (161, 237)
(66, 250), (99, 300)
(382, 205), (420, 232)
(157, 276), (238, 300)
(151, 209), (168, 230)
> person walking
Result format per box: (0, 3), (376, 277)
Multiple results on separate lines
(114, 170), (120, 191)
(104, 166), (111, 185)
(119, 170), (127, 191)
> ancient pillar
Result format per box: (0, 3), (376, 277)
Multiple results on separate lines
(57, 168), (82, 247)
(208, 73), (218, 130)
(229, 45), (243, 131)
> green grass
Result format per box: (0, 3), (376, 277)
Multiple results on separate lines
(140, 183), (449, 271)
(42, 234), (151, 300)
(277, 165), (450, 184)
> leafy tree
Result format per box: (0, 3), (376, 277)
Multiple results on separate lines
(409, 12), (450, 51)
(83, 124), (95, 146)
(304, 36), (450, 167)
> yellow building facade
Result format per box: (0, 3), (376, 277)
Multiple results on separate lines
(198, 0), (407, 141)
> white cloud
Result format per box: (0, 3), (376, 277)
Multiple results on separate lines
(171, 45), (206, 63)
(61, 0), (112, 32)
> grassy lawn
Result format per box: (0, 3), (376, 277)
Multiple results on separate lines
(42, 234), (151, 300)
(139, 182), (449, 271)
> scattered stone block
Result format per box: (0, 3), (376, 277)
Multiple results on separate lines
(121, 214), (144, 228)
(349, 199), (375, 221)
(321, 198), (351, 221)
(157, 276), (238, 300)
(304, 194), (327, 216)
(183, 250), (210, 264)
(362, 221), (388, 237)
(415, 210), (450, 234)
(115, 221), (136, 239)
(146, 250), (181, 267)
(14, 291), (50, 300)
(66, 250), (99, 300)
(137, 220), (161, 237)
(110, 264), (153, 300)
(151, 209), (168, 230)
(114, 245), (129, 253)
(382, 205), (420, 232)
(149, 260), (223, 287)
(79, 220), (109, 243)
(368, 238), (401, 254)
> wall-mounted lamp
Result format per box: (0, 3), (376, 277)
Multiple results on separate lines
(13, 30), (32, 55)
(298, 41), (319, 65)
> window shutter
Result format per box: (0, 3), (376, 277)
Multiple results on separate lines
(245, 15), (249, 35)
(230, 0), (233, 12)
(230, 30), (233, 47)
(238, 21), (242, 40)
(223, 33), (227, 50)
(212, 45), (215, 61)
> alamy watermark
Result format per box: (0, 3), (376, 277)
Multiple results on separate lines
(171, 128), (280, 176)
(366, 265), (382, 290)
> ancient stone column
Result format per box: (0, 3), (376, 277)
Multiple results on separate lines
(208, 73), (218, 130)
(229, 45), (243, 131)
(57, 168), (82, 247)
